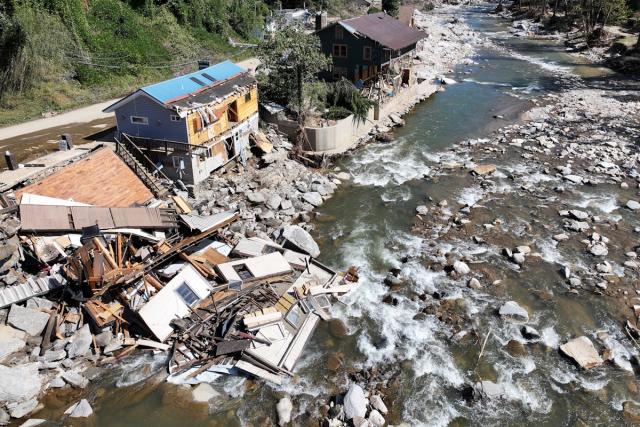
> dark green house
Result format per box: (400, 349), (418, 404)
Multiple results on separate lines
(316, 12), (425, 82)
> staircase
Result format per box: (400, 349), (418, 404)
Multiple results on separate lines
(115, 135), (171, 198)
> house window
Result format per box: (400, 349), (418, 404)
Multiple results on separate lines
(332, 66), (347, 80)
(335, 25), (344, 40)
(130, 116), (148, 125)
(244, 92), (252, 103)
(175, 282), (199, 307)
(233, 264), (254, 281)
(363, 46), (372, 61)
(332, 44), (347, 58)
(170, 115), (181, 122)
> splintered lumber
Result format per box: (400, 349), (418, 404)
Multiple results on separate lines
(309, 285), (352, 296)
(171, 196), (192, 214)
(143, 274), (164, 291)
(136, 339), (171, 351)
(93, 238), (118, 270)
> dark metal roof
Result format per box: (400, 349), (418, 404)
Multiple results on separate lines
(169, 73), (256, 109)
(339, 12), (426, 51)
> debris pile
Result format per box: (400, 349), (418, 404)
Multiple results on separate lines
(0, 142), (359, 422)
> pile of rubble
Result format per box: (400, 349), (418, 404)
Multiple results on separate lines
(0, 134), (359, 423)
(195, 126), (350, 239)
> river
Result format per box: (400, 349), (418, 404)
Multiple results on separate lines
(67, 4), (638, 426)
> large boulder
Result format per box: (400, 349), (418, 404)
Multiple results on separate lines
(276, 397), (293, 426)
(498, 301), (529, 322)
(344, 383), (367, 420)
(302, 192), (323, 207)
(280, 225), (320, 258)
(66, 324), (92, 359)
(65, 399), (93, 418)
(0, 325), (26, 361)
(474, 381), (504, 400)
(0, 363), (41, 404)
(7, 305), (49, 337)
(560, 336), (603, 369)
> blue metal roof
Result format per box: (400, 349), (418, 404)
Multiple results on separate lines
(141, 60), (245, 104)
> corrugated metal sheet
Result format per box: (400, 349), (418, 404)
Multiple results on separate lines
(142, 61), (246, 104)
(20, 205), (177, 232)
(179, 210), (236, 233)
(339, 12), (426, 51)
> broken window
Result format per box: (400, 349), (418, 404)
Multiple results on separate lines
(130, 116), (148, 125)
(285, 303), (304, 329)
(175, 282), (199, 307)
(363, 46), (372, 61)
(233, 264), (254, 281)
(244, 92), (252, 103)
(170, 115), (181, 122)
(332, 44), (347, 58)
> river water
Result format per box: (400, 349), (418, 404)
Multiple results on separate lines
(66, 5), (638, 426)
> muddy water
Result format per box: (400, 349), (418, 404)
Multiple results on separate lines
(69, 6), (637, 427)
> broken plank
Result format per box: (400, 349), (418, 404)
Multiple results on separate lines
(136, 339), (171, 351)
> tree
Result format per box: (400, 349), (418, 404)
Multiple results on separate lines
(257, 25), (330, 119)
(382, 0), (400, 17)
(326, 78), (374, 124)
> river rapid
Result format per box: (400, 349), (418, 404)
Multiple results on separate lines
(71, 4), (640, 427)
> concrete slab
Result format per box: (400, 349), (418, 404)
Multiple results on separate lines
(0, 142), (107, 192)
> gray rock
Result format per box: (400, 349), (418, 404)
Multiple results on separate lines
(65, 399), (93, 418)
(66, 324), (92, 359)
(627, 200), (640, 210)
(0, 408), (8, 425)
(499, 301), (529, 322)
(589, 243), (608, 257)
(569, 210), (589, 220)
(43, 349), (66, 362)
(344, 383), (367, 420)
(596, 261), (612, 273)
(7, 305), (50, 337)
(191, 383), (219, 403)
(280, 225), (320, 258)
(564, 174), (583, 184)
(370, 395), (388, 414)
(19, 420), (46, 427)
(468, 278), (482, 289)
(247, 192), (266, 204)
(302, 192), (323, 207)
(416, 205), (429, 215)
(0, 363), (41, 403)
(565, 220), (589, 232)
(336, 172), (351, 181)
(560, 336), (603, 369)
(512, 253), (526, 265)
(25, 298), (54, 311)
(94, 331), (112, 348)
(368, 409), (385, 427)
(0, 325), (26, 361)
(280, 199), (293, 210)
(62, 371), (89, 388)
(474, 381), (504, 400)
(453, 261), (470, 275)
(277, 397), (293, 426)
(7, 398), (38, 419)
(521, 325), (541, 340)
(553, 233), (569, 241)
(266, 194), (283, 211)
(48, 376), (66, 388)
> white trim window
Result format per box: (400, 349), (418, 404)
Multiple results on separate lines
(170, 114), (181, 122)
(130, 116), (148, 125)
